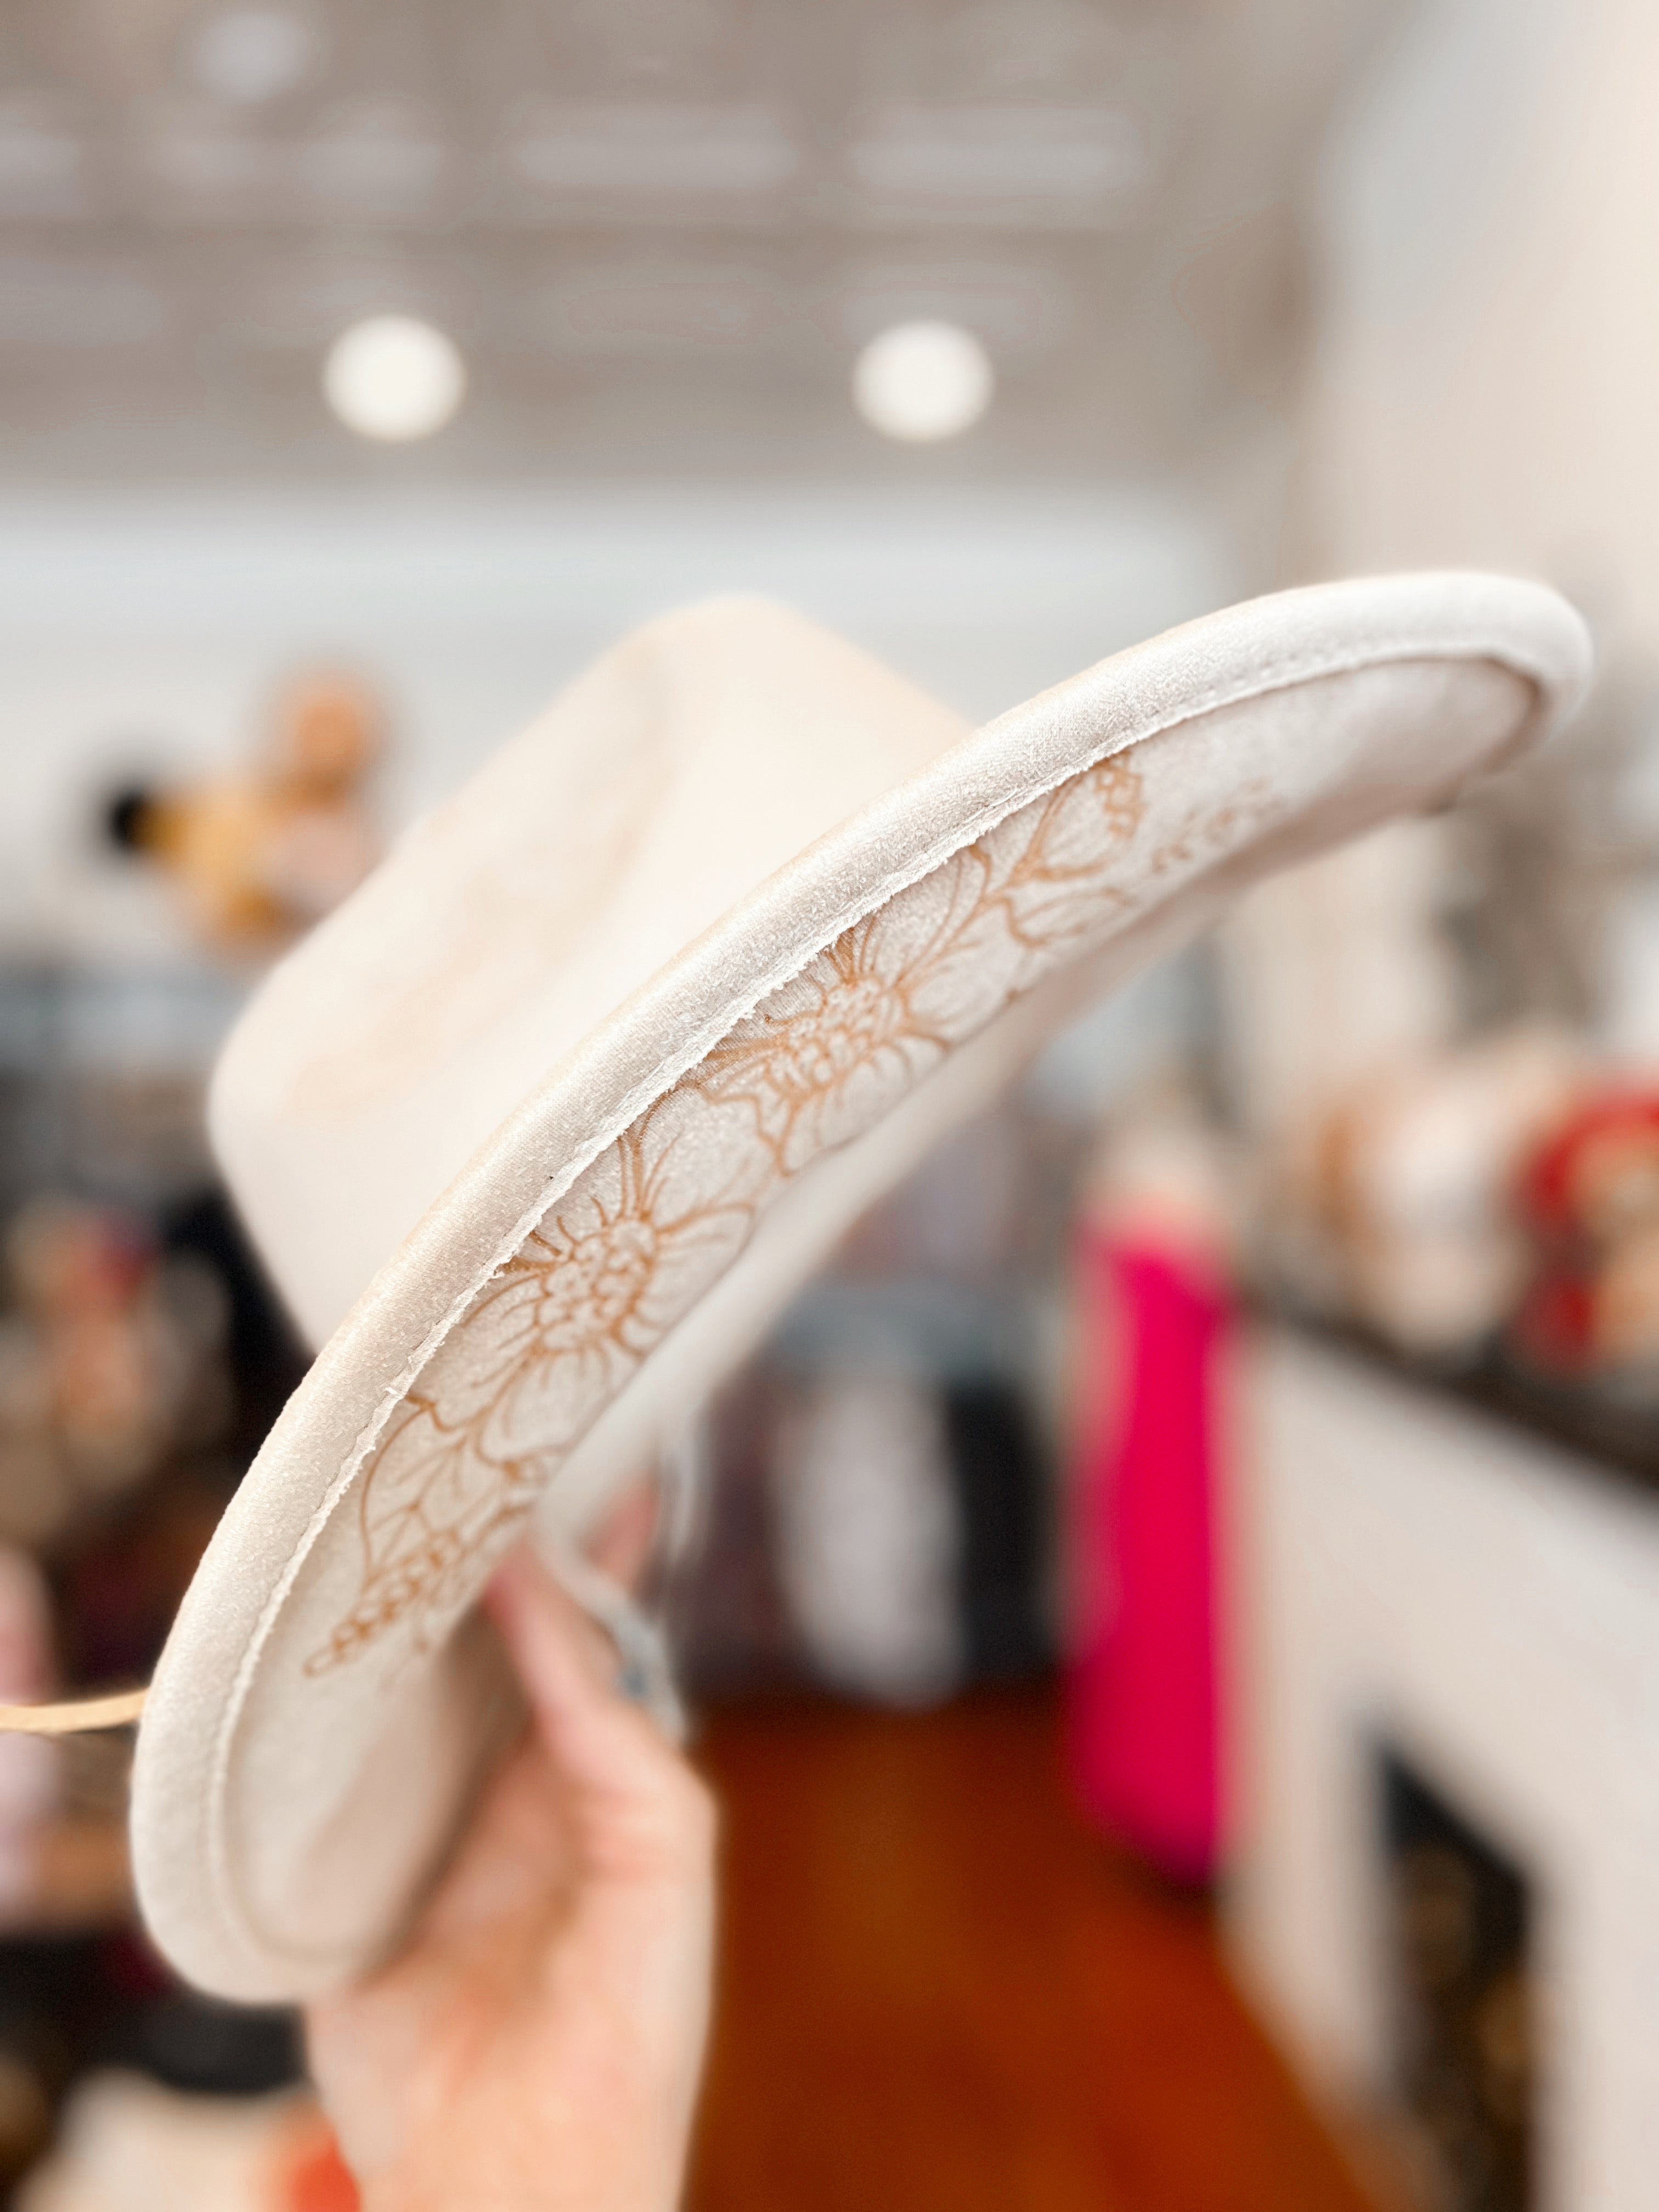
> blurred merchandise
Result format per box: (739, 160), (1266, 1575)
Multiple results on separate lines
(941, 1379), (1050, 1688)
(0, 1199), (230, 1551)
(105, 671), (385, 960)
(0, 954), (306, 2049)
(0, 1937), (320, 2206)
(0, 966), (250, 1229)
(1599, 878), (1659, 1065)
(1591, 678), (1659, 1066)
(671, 1104), (1062, 1706)
(1294, 1025), (1586, 1361)
(663, 1380), (797, 1701)
(1218, 821), (1465, 1325)
(771, 1370), (963, 1708)
(0, 1555), (58, 1916)
(1064, 1110), (1233, 1883)
(1221, 820), (1462, 1158)
(1510, 1089), (1659, 1387)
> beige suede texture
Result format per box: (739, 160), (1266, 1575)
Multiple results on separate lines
(131, 574), (1592, 2001)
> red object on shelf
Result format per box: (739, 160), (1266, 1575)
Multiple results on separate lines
(1517, 1091), (1659, 1236)
(1064, 1230), (1229, 1884)
(1511, 1090), (1659, 1372)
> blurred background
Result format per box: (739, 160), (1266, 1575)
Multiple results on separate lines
(0, 1), (1654, 2207)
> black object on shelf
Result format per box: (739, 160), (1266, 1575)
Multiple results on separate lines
(1273, 1301), (1659, 1504)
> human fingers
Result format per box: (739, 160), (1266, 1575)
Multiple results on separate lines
(486, 1545), (714, 1889)
(586, 1476), (661, 1587)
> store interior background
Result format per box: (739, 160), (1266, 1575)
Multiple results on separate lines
(0, 1), (1656, 2207)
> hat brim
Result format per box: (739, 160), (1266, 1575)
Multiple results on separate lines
(132, 572), (1590, 1999)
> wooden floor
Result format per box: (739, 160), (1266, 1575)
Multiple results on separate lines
(689, 1685), (1376, 2212)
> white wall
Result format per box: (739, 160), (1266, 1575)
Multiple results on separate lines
(1301, 0), (1659, 654)
(1232, 1329), (1659, 2209)
(0, 484), (1233, 963)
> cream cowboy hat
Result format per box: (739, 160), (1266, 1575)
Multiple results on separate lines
(103, 574), (1586, 2000)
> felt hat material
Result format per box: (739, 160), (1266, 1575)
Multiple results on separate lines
(129, 575), (1590, 2000)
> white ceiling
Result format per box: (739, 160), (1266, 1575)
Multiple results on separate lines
(0, 0), (1389, 484)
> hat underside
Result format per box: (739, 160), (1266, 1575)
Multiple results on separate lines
(131, 577), (1590, 1999)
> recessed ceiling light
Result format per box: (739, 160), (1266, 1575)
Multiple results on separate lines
(322, 315), (466, 443)
(189, 6), (317, 105)
(852, 319), (994, 443)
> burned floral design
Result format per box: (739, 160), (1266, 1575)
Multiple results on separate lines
(315, 733), (1274, 1671)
